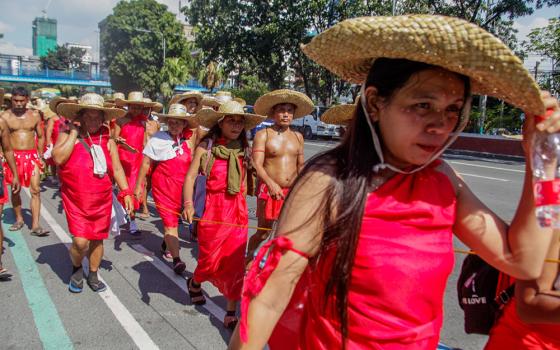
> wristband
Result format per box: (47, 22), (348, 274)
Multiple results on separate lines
(118, 188), (134, 202)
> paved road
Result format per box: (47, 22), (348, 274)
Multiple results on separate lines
(0, 139), (526, 349)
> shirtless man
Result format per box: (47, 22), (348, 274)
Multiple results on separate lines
(248, 89), (314, 259)
(0, 87), (46, 236)
(0, 94), (21, 278)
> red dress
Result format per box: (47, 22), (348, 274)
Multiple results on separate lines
(194, 155), (248, 301)
(59, 129), (114, 240)
(242, 161), (456, 349)
(151, 133), (192, 228)
(485, 299), (560, 349)
(118, 116), (146, 208)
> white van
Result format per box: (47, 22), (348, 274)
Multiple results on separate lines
(291, 106), (341, 139)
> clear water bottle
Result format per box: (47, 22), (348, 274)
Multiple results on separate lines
(532, 110), (560, 227)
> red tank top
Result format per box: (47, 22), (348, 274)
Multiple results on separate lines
(300, 162), (456, 349)
(118, 116), (146, 164)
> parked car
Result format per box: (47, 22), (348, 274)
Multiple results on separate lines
(291, 106), (340, 139)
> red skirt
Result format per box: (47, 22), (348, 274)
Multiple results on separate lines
(5, 150), (43, 188)
(194, 190), (248, 300)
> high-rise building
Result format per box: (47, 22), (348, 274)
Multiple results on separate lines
(32, 17), (57, 57)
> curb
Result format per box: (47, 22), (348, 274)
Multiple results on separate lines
(444, 149), (525, 163)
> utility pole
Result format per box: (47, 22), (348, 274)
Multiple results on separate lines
(534, 60), (540, 80)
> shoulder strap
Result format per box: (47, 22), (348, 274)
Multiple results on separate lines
(78, 138), (91, 153)
(495, 283), (515, 306)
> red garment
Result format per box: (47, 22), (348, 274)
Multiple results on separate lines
(194, 156), (248, 301)
(151, 134), (192, 228)
(0, 174), (9, 205)
(485, 299), (560, 349)
(51, 116), (66, 146)
(118, 116), (146, 209)
(5, 150), (43, 188)
(59, 130), (114, 240)
(257, 182), (289, 220)
(242, 161), (456, 349)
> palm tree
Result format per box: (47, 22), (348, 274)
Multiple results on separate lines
(159, 57), (191, 101)
(198, 61), (225, 92)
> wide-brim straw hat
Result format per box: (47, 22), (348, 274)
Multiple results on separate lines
(49, 96), (72, 115)
(301, 15), (544, 116)
(40, 106), (57, 120)
(115, 91), (157, 108)
(201, 96), (221, 108)
(154, 103), (195, 123)
(58, 93), (127, 121)
(233, 97), (246, 107)
(254, 89), (314, 119)
(196, 101), (265, 131)
(170, 91), (203, 106)
(321, 95), (360, 125)
(143, 98), (163, 112)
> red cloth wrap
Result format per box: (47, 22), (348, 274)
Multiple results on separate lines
(59, 130), (114, 240)
(485, 299), (560, 349)
(151, 133), (192, 228)
(117, 116), (146, 210)
(193, 156), (248, 300)
(258, 182), (290, 220)
(5, 149), (43, 188)
(240, 236), (309, 344)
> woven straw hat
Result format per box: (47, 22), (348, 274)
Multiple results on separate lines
(301, 15), (544, 116)
(254, 89), (314, 119)
(115, 91), (157, 108)
(321, 96), (360, 125)
(58, 93), (127, 121)
(142, 98), (163, 112)
(215, 91), (233, 104)
(170, 91), (203, 106)
(196, 101), (265, 130)
(201, 96), (221, 108)
(4, 93), (11, 101)
(233, 97), (246, 106)
(49, 96), (73, 115)
(154, 103), (195, 122)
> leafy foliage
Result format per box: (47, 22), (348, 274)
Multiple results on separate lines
(41, 45), (87, 71)
(524, 17), (560, 95)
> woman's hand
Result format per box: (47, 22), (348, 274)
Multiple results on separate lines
(182, 203), (195, 224)
(523, 91), (560, 153)
(133, 187), (142, 202)
(124, 195), (134, 216)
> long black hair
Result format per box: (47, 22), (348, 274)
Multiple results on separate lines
(202, 118), (250, 149)
(293, 58), (471, 347)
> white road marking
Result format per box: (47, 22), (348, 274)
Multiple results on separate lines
(458, 173), (509, 182)
(449, 161), (524, 173)
(130, 244), (226, 321)
(26, 189), (160, 350)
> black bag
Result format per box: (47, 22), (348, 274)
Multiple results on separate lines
(457, 253), (515, 335)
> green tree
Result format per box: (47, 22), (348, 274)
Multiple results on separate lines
(100, 0), (190, 97)
(228, 74), (269, 105)
(41, 45), (87, 71)
(160, 57), (191, 101)
(524, 17), (560, 95)
(197, 60), (225, 92)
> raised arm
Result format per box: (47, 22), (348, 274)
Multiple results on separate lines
(52, 124), (78, 166)
(451, 92), (560, 280)
(229, 168), (332, 349)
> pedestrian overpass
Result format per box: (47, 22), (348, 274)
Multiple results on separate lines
(0, 67), (208, 91)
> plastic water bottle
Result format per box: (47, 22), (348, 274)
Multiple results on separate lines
(532, 110), (560, 228)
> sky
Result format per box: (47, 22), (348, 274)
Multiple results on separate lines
(0, 0), (558, 70)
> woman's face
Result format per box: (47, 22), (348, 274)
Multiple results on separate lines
(181, 98), (199, 114)
(219, 115), (245, 140)
(80, 109), (104, 134)
(367, 68), (466, 168)
(167, 118), (187, 137)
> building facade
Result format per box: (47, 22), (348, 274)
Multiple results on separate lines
(32, 17), (57, 57)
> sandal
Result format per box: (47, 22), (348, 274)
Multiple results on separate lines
(223, 310), (238, 331)
(0, 268), (12, 280)
(160, 242), (172, 259)
(30, 227), (50, 237)
(8, 221), (24, 231)
(138, 212), (150, 219)
(187, 277), (206, 305)
(173, 260), (186, 275)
